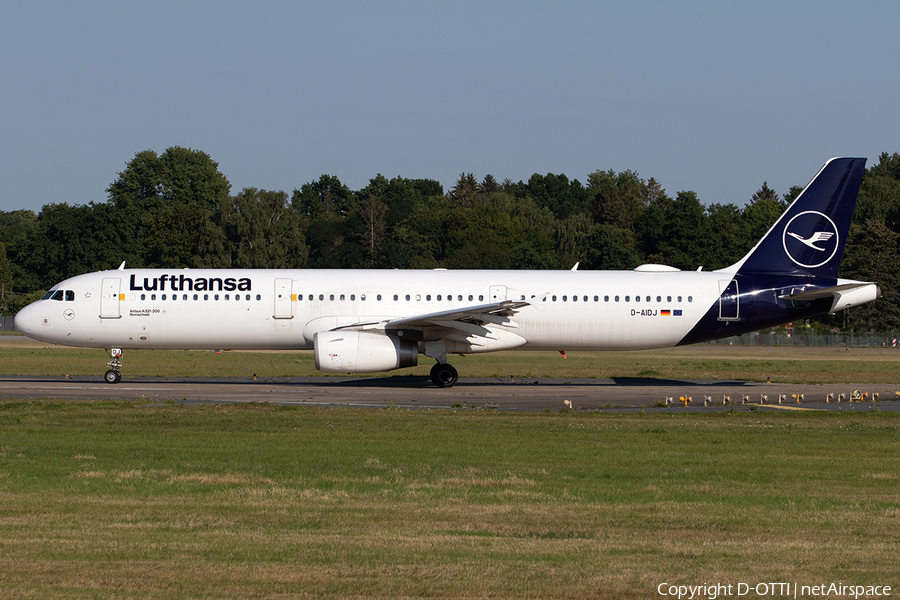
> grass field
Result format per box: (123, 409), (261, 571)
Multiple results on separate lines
(3, 335), (900, 384)
(1, 402), (899, 599)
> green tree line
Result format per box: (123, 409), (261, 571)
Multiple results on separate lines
(3, 147), (899, 332)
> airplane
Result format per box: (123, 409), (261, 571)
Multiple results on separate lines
(14, 157), (880, 388)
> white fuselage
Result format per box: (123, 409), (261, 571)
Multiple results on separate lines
(15, 268), (720, 352)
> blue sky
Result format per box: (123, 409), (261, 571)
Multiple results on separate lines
(1, 1), (897, 213)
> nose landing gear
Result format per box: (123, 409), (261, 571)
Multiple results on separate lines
(104, 348), (122, 384)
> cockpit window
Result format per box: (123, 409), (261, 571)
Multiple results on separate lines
(42, 289), (75, 301)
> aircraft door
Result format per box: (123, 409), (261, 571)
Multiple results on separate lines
(718, 279), (739, 321)
(489, 285), (507, 302)
(100, 278), (122, 319)
(274, 278), (293, 319)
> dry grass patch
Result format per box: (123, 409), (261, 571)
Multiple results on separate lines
(1, 403), (898, 598)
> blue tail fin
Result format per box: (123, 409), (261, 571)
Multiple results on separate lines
(729, 157), (866, 278)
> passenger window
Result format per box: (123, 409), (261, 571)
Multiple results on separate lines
(563, 296), (567, 302)
(552, 295), (557, 302)
(688, 296), (693, 302)
(479, 295), (484, 301)
(615, 296), (620, 302)
(667, 296), (672, 302)
(329, 294), (334, 301)
(141, 294), (146, 301)
(162, 294), (167, 300)
(459, 295), (463, 301)
(657, 296), (661, 302)
(436, 295), (441, 301)
(361, 294), (366, 301)
(646, 296), (651, 302)
(405, 294), (410, 301)
(214, 294), (219, 301)
(308, 294), (313, 301)
(468, 295), (473, 301)
(193, 294), (198, 301)
(426, 295), (432, 301)
(205, 294), (210, 301)
(224, 294), (229, 300)
(625, 296), (630, 302)
(603, 295), (608, 302)
(376, 294), (381, 301)
(583, 296), (588, 302)
(678, 296), (682, 302)
(245, 294), (251, 301)
(340, 294), (345, 301)
(416, 294), (421, 301)
(256, 294), (261, 301)
(635, 296), (640, 302)
(394, 294), (399, 301)
(235, 295), (240, 301)
(350, 294), (355, 301)
(151, 294), (157, 301)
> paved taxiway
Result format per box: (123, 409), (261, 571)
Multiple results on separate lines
(2, 375), (899, 412)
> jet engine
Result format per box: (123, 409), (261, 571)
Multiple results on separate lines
(314, 331), (418, 373)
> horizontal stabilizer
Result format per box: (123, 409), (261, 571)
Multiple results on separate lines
(781, 281), (880, 313)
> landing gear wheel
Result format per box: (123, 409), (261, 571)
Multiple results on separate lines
(105, 348), (123, 384)
(430, 363), (458, 388)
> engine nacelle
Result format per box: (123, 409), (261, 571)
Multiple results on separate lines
(314, 331), (418, 373)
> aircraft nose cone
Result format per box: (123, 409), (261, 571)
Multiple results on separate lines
(14, 303), (37, 335)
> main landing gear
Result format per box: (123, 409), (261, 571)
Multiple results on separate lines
(430, 362), (458, 388)
(104, 348), (122, 384)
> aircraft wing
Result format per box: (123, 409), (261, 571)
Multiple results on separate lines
(332, 300), (531, 346)
(385, 300), (531, 347)
(385, 300), (530, 329)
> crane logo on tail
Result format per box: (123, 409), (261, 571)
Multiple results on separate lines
(782, 211), (839, 269)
